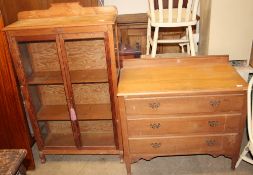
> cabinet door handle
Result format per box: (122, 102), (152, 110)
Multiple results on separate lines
(206, 139), (216, 146)
(208, 121), (220, 127)
(150, 142), (161, 148)
(70, 107), (77, 121)
(150, 123), (161, 129)
(209, 100), (221, 108)
(149, 102), (160, 110)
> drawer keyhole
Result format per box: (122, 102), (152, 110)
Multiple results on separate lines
(209, 100), (221, 108)
(149, 102), (160, 110)
(206, 139), (217, 146)
(208, 121), (220, 127)
(150, 142), (161, 148)
(150, 123), (161, 129)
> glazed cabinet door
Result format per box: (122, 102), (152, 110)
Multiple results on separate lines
(8, 34), (81, 151)
(57, 32), (117, 150)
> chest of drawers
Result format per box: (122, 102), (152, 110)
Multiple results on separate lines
(117, 56), (247, 175)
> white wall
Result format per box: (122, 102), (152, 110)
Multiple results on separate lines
(104, 0), (148, 14)
(206, 0), (253, 61)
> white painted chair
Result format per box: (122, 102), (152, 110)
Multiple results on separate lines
(146, 0), (199, 58)
(235, 77), (253, 168)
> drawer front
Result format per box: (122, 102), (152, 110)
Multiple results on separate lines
(129, 135), (237, 154)
(127, 115), (241, 136)
(125, 95), (244, 115)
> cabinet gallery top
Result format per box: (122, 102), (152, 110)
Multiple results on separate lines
(117, 56), (248, 96)
(4, 3), (117, 31)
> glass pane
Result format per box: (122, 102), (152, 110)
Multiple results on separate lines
(17, 40), (74, 147)
(63, 37), (115, 148)
(64, 38), (108, 83)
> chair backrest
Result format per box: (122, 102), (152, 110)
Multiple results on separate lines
(148, 0), (199, 23)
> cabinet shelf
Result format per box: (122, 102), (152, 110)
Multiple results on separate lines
(37, 104), (112, 120)
(27, 69), (108, 85)
(44, 132), (115, 148)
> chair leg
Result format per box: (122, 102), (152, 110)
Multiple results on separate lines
(180, 44), (185, 53)
(235, 142), (250, 168)
(146, 19), (152, 55)
(151, 27), (159, 58)
(188, 26), (195, 56)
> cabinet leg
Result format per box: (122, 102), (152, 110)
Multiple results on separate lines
(125, 160), (131, 175)
(18, 164), (26, 175)
(120, 154), (124, 163)
(39, 152), (46, 164)
(231, 155), (239, 170)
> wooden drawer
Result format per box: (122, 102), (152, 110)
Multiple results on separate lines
(128, 134), (237, 154)
(127, 114), (241, 137)
(125, 95), (244, 115)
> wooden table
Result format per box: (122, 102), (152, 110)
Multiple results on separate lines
(0, 149), (27, 175)
(117, 55), (247, 175)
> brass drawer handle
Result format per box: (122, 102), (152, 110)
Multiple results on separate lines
(150, 142), (161, 148)
(206, 139), (217, 146)
(209, 100), (220, 108)
(208, 121), (220, 127)
(150, 123), (161, 129)
(149, 102), (160, 110)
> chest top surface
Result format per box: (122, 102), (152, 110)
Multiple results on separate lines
(4, 3), (117, 31)
(117, 56), (248, 96)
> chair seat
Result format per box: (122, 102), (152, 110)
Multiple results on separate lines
(148, 9), (197, 27)
(0, 149), (27, 175)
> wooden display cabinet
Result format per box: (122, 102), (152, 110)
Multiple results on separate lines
(4, 3), (122, 162)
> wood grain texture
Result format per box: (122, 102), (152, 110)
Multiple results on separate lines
(27, 41), (60, 72)
(0, 12), (35, 169)
(5, 4), (121, 158)
(125, 95), (244, 115)
(65, 39), (106, 70)
(46, 120), (113, 133)
(118, 57), (247, 96)
(0, 1), (100, 25)
(37, 104), (112, 120)
(44, 132), (115, 148)
(128, 134), (236, 154)
(127, 114), (241, 136)
(57, 34), (82, 148)
(117, 57), (247, 175)
(123, 55), (229, 68)
(73, 84), (110, 104)
(4, 3), (117, 30)
(27, 70), (108, 84)
(117, 13), (186, 55)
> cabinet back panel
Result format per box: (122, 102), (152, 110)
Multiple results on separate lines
(65, 39), (107, 70)
(46, 120), (113, 133)
(39, 85), (66, 105)
(26, 39), (107, 72)
(28, 42), (60, 72)
(73, 84), (110, 104)
(38, 84), (110, 105)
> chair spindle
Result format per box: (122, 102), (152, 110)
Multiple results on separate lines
(192, 0), (199, 20)
(168, 0), (173, 22)
(177, 0), (183, 22)
(186, 0), (193, 21)
(158, 0), (164, 22)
